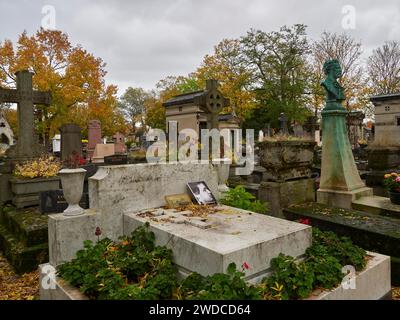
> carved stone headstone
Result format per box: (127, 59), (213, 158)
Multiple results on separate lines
(196, 80), (229, 130)
(60, 124), (82, 161)
(113, 132), (126, 154)
(0, 70), (51, 160)
(87, 120), (102, 160)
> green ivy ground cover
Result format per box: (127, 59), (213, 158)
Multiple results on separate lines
(58, 223), (367, 300)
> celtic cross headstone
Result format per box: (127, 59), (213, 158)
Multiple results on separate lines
(0, 70), (51, 159)
(199, 79), (230, 130)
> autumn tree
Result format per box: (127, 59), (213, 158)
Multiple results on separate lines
(368, 41), (400, 95)
(310, 32), (365, 113)
(195, 39), (255, 123)
(240, 24), (312, 131)
(143, 75), (201, 131)
(119, 87), (151, 130)
(0, 28), (127, 143)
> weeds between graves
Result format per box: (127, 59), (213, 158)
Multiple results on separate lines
(57, 223), (367, 300)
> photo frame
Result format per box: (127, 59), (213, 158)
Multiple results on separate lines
(187, 181), (217, 205)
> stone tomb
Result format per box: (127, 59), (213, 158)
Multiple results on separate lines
(40, 162), (391, 300)
(124, 205), (311, 281)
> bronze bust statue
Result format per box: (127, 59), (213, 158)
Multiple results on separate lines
(321, 59), (346, 111)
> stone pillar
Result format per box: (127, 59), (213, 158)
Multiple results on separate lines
(317, 109), (372, 208)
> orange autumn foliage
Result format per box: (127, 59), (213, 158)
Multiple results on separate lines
(0, 28), (127, 141)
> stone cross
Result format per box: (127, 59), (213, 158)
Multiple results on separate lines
(199, 80), (230, 130)
(0, 70), (51, 159)
(278, 112), (289, 135)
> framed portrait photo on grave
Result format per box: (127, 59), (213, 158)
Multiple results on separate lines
(187, 181), (217, 205)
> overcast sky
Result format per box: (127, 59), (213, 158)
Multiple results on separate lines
(1, 0), (399, 94)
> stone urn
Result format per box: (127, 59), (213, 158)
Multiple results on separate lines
(59, 168), (87, 216)
(213, 158), (231, 193)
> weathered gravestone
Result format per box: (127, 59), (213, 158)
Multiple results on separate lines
(113, 132), (126, 154)
(87, 120), (102, 160)
(60, 124), (83, 162)
(278, 112), (289, 135)
(0, 70), (51, 204)
(0, 70), (51, 160)
(195, 79), (230, 130)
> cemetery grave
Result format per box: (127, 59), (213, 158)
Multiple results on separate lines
(0, 54), (399, 302)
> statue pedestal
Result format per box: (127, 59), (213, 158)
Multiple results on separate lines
(317, 109), (372, 209)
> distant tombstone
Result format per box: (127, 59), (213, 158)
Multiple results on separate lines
(40, 189), (89, 214)
(113, 132), (126, 154)
(346, 111), (364, 149)
(52, 134), (61, 153)
(303, 116), (317, 139)
(293, 123), (304, 137)
(104, 154), (128, 165)
(196, 80), (230, 129)
(92, 143), (115, 163)
(87, 120), (102, 160)
(278, 113), (289, 135)
(60, 124), (82, 161)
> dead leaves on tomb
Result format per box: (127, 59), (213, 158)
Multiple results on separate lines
(0, 252), (39, 300)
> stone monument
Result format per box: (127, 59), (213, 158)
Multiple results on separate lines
(60, 124), (83, 162)
(317, 60), (372, 209)
(87, 120), (102, 160)
(195, 79), (230, 130)
(0, 70), (51, 160)
(113, 132), (126, 154)
(0, 70), (51, 204)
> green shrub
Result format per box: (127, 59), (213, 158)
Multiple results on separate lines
(57, 223), (178, 300)
(57, 224), (367, 300)
(264, 254), (314, 300)
(176, 263), (262, 300)
(220, 185), (268, 214)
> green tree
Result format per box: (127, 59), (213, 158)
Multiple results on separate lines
(119, 87), (151, 130)
(195, 39), (256, 123)
(240, 24), (312, 130)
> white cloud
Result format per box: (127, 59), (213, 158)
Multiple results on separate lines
(0, 0), (399, 94)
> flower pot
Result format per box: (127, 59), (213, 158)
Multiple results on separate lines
(389, 191), (400, 205)
(59, 168), (87, 216)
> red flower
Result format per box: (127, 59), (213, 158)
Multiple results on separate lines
(299, 218), (310, 225)
(95, 227), (102, 236)
(242, 262), (250, 270)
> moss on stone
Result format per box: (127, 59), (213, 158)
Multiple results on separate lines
(0, 205), (49, 274)
(284, 202), (400, 285)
